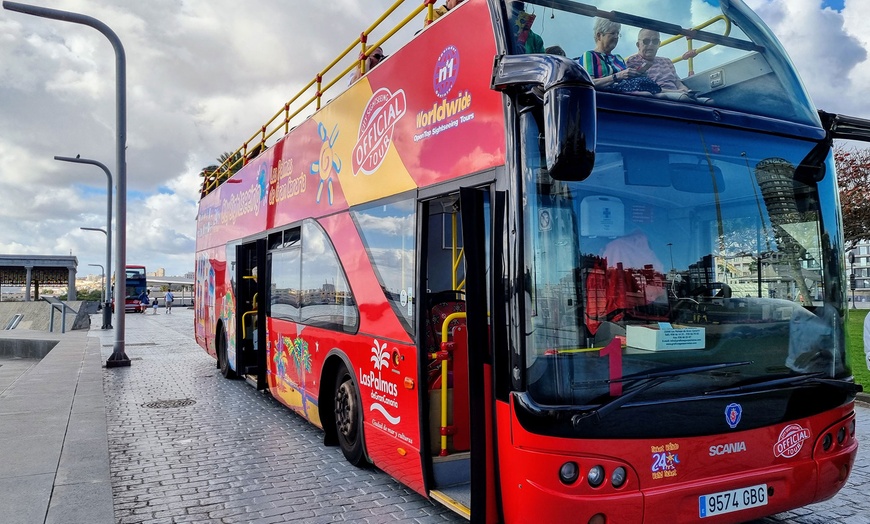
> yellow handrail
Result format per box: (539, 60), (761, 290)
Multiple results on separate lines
(659, 15), (731, 76)
(439, 311), (466, 455)
(200, 0), (436, 197)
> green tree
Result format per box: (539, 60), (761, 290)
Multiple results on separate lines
(835, 145), (870, 247)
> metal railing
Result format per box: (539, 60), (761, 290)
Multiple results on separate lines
(660, 15), (731, 76)
(42, 297), (76, 334)
(200, 0), (440, 197)
(4, 314), (23, 330)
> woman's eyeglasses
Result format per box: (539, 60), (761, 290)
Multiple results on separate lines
(371, 53), (385, 60)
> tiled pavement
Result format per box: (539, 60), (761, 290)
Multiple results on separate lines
(96, 309), (464, 524)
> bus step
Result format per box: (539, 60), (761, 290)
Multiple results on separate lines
(432, 452), (470, 486)
(430, 485), (470, 520)
(244, 374), (258, 388)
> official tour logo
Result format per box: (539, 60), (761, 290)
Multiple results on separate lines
(352, 87), (406, 176)
(773, 424), (811, 458)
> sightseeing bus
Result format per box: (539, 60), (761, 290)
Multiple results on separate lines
(195, 1), (870, 522)
(113, 265), (148, 313)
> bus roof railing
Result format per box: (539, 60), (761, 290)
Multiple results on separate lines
(200, 0), (438, 198)
(659, 15), (731, 76)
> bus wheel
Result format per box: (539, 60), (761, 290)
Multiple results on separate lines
(334, 365), (365, 467)
(217, 326), (236, 379)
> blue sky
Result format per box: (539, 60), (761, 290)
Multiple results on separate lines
(0, 0), (868, 278)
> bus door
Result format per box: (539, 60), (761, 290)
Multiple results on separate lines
(236, 239), (267, 390)
(422, 187), (499, 523)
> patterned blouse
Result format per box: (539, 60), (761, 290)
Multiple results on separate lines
(579, 50), (628, 78)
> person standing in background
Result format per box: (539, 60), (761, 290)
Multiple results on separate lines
(165, 289), (174, 314)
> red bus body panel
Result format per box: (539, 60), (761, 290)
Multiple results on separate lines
(497, 398), (856, 523)
(195, 0), (502, 498)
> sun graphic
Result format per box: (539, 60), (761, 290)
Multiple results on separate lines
(310, 122), (341, 205)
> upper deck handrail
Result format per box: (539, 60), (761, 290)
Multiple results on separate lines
(200, 0), (439, 198)
(658, 15), (731, 76)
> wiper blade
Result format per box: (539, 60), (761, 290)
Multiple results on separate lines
(572, 361), (753, 428)
(612, 360), (753, 386)
(707, 373), (863, 395)
(572, 376), (672, 427)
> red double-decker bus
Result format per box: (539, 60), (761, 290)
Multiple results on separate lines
(196, 1), (870, 522)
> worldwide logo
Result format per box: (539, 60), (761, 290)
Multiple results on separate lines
(352, 87), (406, 176)
(725, 402), (742, 429)
(433, 45), (460, 98)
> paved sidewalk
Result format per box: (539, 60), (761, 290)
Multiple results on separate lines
(0, 329), (114, 524)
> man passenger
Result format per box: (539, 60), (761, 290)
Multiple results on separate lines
(626, 29), (712, 103)
(626, 29), (689, 92)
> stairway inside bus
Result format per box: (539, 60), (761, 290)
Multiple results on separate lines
(237, 240), (265, 386)
(423, 195), (472, 516)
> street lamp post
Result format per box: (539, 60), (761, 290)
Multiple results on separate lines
(849, 250), (856, 310)
(80, 226), (112, 328)
(58, 155), (112, 328)
(88, 263), (105, 303)
(5, 0), (130, 367)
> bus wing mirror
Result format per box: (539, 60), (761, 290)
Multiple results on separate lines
(492, 54), (597, 181)
(545, 84), (596, 181)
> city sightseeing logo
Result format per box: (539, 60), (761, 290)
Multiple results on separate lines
(352, 87), (406, 176)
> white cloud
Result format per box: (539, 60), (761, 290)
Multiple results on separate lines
(0, 0), (868, 278)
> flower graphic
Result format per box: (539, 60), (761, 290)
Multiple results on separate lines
(309, 122), (341, 205)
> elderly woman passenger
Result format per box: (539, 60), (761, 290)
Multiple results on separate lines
(580, 18), (640, 88)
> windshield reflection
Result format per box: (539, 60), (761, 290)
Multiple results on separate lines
(521, 112), (847, 406)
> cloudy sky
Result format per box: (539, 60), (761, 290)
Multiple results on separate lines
(1, 0), (867, 278)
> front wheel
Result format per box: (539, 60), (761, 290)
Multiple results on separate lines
(334, 364), (366, 467)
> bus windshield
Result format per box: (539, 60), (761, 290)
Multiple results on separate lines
(507, 0), (818, 125)
(521, 111), (848, 407)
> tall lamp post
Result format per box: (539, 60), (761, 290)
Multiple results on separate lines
(88, 263), (105, 303)
(81, 227), (111, 328)
(5, 1), (130, 367)
(58, 155), (112, 327)
(849, 250), (856, 310)
(79, 227), (112, 329)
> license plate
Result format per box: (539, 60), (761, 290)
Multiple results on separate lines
(699, 484), (767, 518)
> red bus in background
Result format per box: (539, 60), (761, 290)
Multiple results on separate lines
(113, 265), (148, 313)
(195, 1), (870, 522)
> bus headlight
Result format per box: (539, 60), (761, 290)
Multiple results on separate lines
(611, 466), (627, 488)
(587, 465), (605, 487)
(559, 461), (580, 485)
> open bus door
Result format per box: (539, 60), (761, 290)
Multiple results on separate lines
(422, 187), (501, 523)
(236, 239), (267, 390)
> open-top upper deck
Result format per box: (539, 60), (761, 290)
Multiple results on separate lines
(198, 0), (822, 207)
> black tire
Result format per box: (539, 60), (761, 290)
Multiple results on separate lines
(217, 326), (236, 379)
(334, 364), (366, 467)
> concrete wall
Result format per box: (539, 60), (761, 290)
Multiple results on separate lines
(0, 301), (92, 332)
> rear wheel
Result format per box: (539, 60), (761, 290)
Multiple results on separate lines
(217, 326), (236, 379)
(334, 364), (365, 467)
